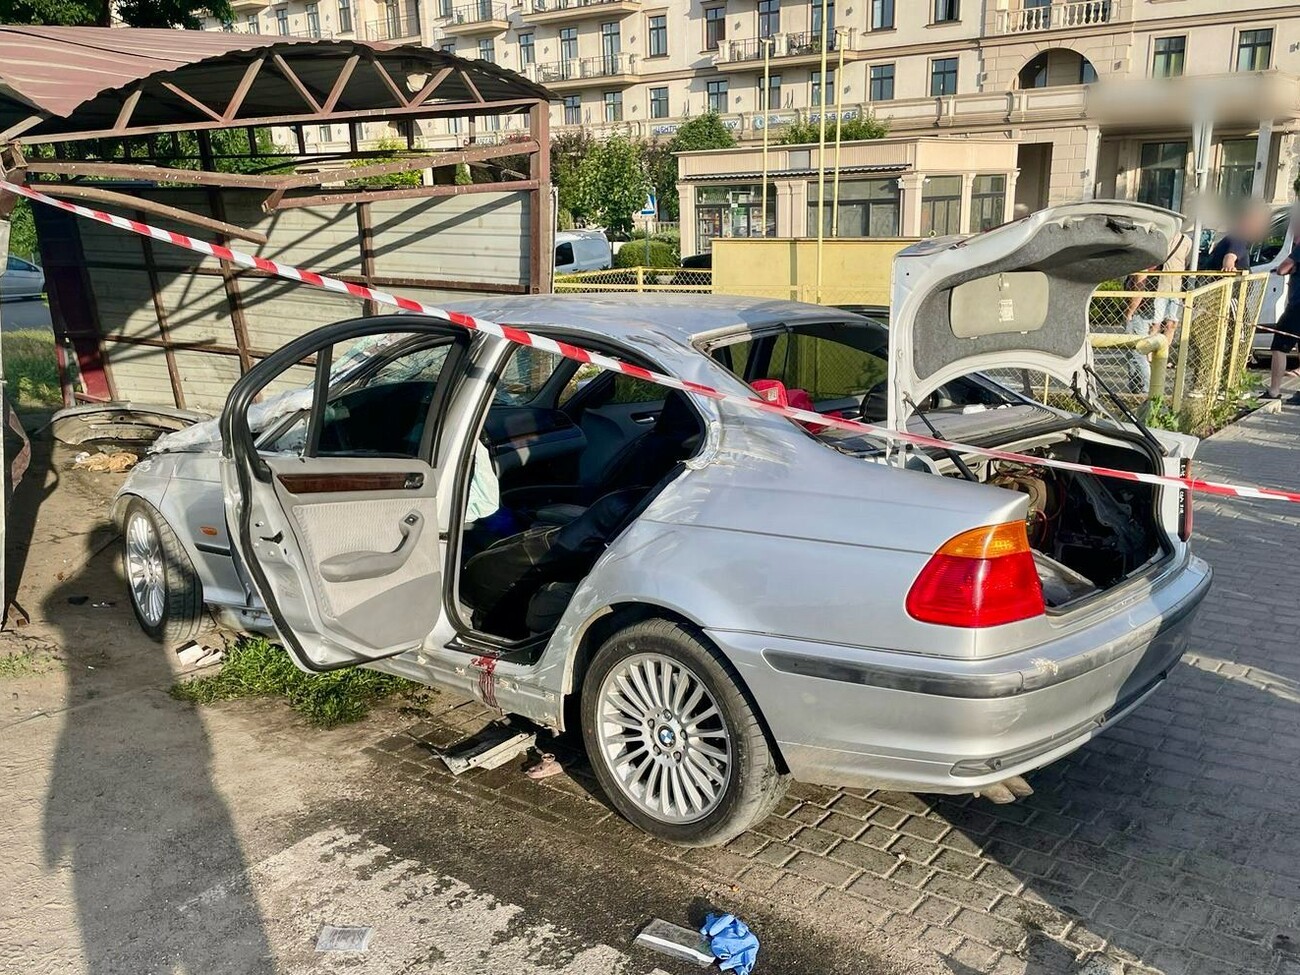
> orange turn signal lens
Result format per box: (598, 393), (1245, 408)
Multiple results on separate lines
(936, 521), (1032, 560)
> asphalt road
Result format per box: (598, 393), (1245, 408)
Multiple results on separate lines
(0, 295), (51, 332)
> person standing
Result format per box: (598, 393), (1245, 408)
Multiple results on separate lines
(1154, 230), (1194, 346)
(1123, 267), (1159, 394)
(1266, 239), (1300, 399)
(1205, 206), (1268, 272)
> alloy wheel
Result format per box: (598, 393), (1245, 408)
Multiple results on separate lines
(125, 512), (166, 627)
(594, 652), (733, 824)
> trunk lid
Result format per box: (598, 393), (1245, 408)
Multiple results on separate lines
(887, 201), (1183, 430)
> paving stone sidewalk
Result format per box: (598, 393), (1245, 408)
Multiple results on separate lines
(371, 401), (1300, 975)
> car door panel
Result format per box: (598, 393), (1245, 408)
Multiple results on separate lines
(221, 317), (468, 672)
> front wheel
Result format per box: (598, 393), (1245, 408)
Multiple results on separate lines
(122, 498), (209, 646)
(580, 618), (787, 846)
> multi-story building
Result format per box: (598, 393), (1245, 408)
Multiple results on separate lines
(206, 2), (1300, 218)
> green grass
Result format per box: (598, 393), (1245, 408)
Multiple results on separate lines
(4, 328), (61, 409)
(170, 636), (416, 728)
(0, 649), (55, 680)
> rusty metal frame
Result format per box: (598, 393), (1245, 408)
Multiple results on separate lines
(271, 178), (541, 210)
(35, 184), (269, 244)
(137, 208), (186, 409)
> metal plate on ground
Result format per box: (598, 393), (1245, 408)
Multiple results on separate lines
(438, 725), (535, 775)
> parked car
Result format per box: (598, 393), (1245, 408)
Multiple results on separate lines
(116, 202), (1210, 845)
(553, 230), (611, 275)
(2, 255), (44, 298)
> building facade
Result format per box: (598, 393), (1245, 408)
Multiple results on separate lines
(206, 1), (1300, 217)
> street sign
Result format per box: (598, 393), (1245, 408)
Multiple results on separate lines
(640, 193), (657, 218)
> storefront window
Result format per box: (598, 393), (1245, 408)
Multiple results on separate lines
(1137, 141), (1186, 211)
(969, 174), (1007, 232)
(806, 178), (900, 237)
(920, 175), (962, 237)
(696, 184), (777, 251)
(1218, 139), (1257, 201)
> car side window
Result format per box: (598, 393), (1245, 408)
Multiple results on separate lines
(494, 346), (565, 405)
(555, 242), (574, 266)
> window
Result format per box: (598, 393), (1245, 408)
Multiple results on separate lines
(438, 0), (451, 15)
(439, 41), (456, 55)
(760, 73), (781, 111)
(758, 0), (779, 39)
(710, 328), (889, 412)
(930, 57), (958, 96)
(494, 347), (564, 406)
(1137, 141), (1187, 211)
(478, 38), (495, 62)
(275, 6), (289, 34)
(604, 90), (624, 121)
(871, 0), (893, 29)
(338, 0), (352, 31)
(650, 86), (669, 118)
(560, 26), (578, 61)
(519, 31), (535, 65)
(869, 63), (894, 101)
(706, 79), (729, 113)
(933, 0), (958, 23)
(811, 69), (834, 107)
(811, 0), (833, 37)
(648, 14), (667, 56)
(1236, 28), (1272, 72)
(246, 13), (260, 32)
(920, 175), (962, 237)
(555, 242), (575, 266)
(563, 94), (582, 125)
(969, 174), (1007, 233)
(318, 124), (333, 142)
(704, 6), (725, 51)
(601, 21), (621, 63)
(1152, 36), (1185, 78)
(807, 177), (900, 237)
(1218, 138), (1258, 201)
(695, 183), (776, 249)
(305, 2), (320, 36)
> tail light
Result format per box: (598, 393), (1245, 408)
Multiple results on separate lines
(1179, 459), (1193, 542)
(906, 521), (1046, 628)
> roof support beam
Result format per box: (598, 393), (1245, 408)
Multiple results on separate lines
(159, 80), (225, 123)
(364, 50), (410, 106)
(224, 56), (266, 122)
(459, 69), (485, 104)
(0, 114), (48, 143)
(269, 178), (540, 210)
(271, 53), (323, 113)
(112, 88), (143, 134)
(322, 53), (360, 113)
(409, 67), (454, 106)
(25, 159), (272, 188)
(268, 139), (538, 193)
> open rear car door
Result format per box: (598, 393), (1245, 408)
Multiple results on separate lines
(888, 201), (1183, 430)
(220, 316), (470, 671)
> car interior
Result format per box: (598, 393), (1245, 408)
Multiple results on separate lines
(457, 346), (706, 641)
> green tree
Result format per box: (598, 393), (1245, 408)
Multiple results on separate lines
(346, 137), (423, 188)
(550, 129), (595, 226)
(574, 134), (647, 236)
(0, 0), (233, 28)
(651, 113), (737, 222)
(777, 115), (889, 146)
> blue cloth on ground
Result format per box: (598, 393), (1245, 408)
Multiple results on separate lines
(700, 913), (759, 975)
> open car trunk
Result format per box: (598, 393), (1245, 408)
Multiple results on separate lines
(920, 422), (1176, 609)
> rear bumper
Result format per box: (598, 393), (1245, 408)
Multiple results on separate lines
(710, 554), (1211, 793)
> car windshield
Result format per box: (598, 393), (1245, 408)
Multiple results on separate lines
(701, 316), (1027, 452)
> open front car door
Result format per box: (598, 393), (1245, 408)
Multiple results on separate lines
(220, 316), (470, 671)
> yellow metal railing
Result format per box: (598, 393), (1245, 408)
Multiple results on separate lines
(554, 267), (713, 293)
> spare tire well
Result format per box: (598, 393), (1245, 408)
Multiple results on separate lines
(562, 603), (789, 775)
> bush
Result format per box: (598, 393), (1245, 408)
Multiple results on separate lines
(614, 240), (679, 268)
(778, 115), (889, 146)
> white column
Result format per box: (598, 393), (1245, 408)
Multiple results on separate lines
(958, 172), (975, 235)
(898, 173), (926, 237)
(1252, 118), (1274, 200)
(677, 182), (696, 256)
(1081, 125), (1101, 201)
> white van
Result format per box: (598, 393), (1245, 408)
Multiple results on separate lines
(554, 230), (612, 275)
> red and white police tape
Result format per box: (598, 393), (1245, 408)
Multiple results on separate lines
(4, 178), (1300, 505)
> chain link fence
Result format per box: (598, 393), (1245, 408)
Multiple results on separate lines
(549, 267), (1269, 437)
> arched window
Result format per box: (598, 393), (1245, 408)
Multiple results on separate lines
(1018, 49), (1096, 89)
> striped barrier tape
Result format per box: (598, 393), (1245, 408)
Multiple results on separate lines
(5, 178), (1300, 505)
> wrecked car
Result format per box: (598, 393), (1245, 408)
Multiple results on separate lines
(114, 202), (1211, 845)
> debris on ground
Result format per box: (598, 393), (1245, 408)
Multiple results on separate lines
(633, 919), (715, 968)
(314, 924), (372, 952)
(175, 641), (223, 668)
(701, 913), (760, 975)
(437, 724), (535, 775)
(67, 595), (88, 606)
(524, 752), (563, 780)
(72, 449), (138, 473)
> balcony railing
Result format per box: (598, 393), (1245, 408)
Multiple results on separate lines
(998, 1), (1114, 34)
(447, 1), (509, 25)
(532, 53), (637, 83)
(364, 12), (421, 40)
(715, 30), (842, 65)
(528, 0), (638, 12)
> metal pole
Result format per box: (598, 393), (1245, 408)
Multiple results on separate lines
(761, 38), (771, 239)
(832, 30), (845, 238)
(1189, 112), (1213, 273)
(815, 2), (829, 303)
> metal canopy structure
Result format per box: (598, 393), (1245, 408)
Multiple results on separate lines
(0, 26), (555, 412)
(0, 26), (552, 143)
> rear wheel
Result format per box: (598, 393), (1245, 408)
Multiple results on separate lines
(123, 498), (209, 646)
(580, 618), (787, 846)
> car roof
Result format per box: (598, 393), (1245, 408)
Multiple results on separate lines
(440, 293), (864, 360)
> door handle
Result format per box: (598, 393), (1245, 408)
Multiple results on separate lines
(318, 511), (425, 583)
